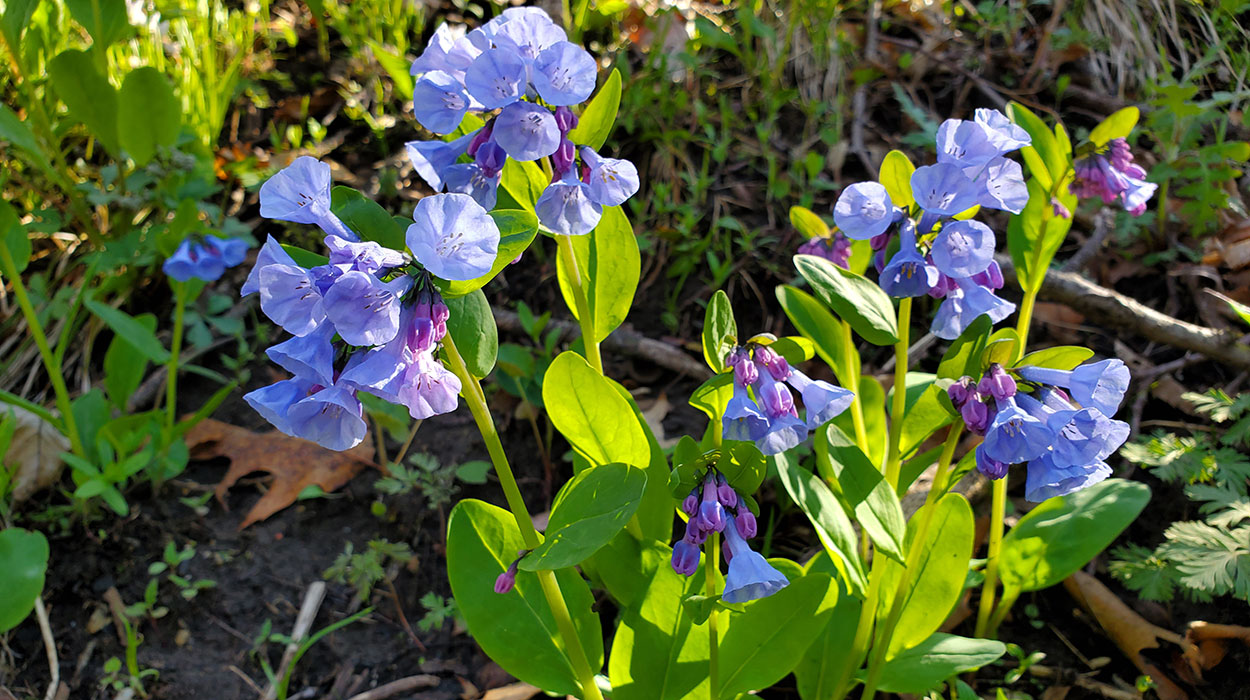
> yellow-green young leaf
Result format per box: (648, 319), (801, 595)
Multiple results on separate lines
(775, 452), (867, 595)
(1007, 102), (1065, 187)
(543, 352), (650, 468)
(878, 150), (916, 209)
(936, 314), (992, 381)
(868, 634), (1006, 694)
(999, 479), (1150, 593)
(718, 572), (840, 697)
(446, 500), (602, 695)
(1088, 106), (1140, 147)
(441, 209), (539, 298)
(981, 328), (1020, 367)
(794, 254), (899, 346)
(1013, 346), (1094, 371)
(607, 383), (678, 541)
(609, 544), (711, 700)
(48, 49), (120, 156)
(883, 492), (975, 657)
(1006, 177), (1076, 293)
(118, 67), (180, 166)
(444, 289), (497, 378)
(498, 158), (547, 211)
(0, 528), (49, 633)
(521, 463), (646, 571)
(702, 289), (737, 373)
(555, 206), (638, 341)
(689, 372), (732, 422)
(899, 384), (952, 456)
(952, 204), (981, 220)
(1208, 291), (1250, 329)
(568, 68), (621, 151)
(789, 205), (829, 239)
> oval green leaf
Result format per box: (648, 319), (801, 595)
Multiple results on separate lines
(521, 463), (646, 571)
(0, 527), (49, 633)
(795, 254), (899, 346)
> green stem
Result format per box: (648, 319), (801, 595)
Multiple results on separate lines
(706, 530), (720, 700)
(975, 285), (1038, 638)
(0, 244), (85, 457)
(860, 423), (964, 700)
(841, 320), (869, 451)
(557, 234), (603, 374)
(165, 284), (187, 431)
(884, 297), (912, 489)
(835, 557), (885, 699)
(441, 333), (603, 700)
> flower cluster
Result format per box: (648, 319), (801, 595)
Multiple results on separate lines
(406, 7), (639, 234)
(163, 235), (249, 282)
(950, 360), (1131, 501)
(833, 109), (1030, 340)
(797, 229), (852, 269)
(1070, 138), (1157, 216)
(242, 158), (500, 450)
(722, 344), (855, 456)
(671, 471), (787, 603)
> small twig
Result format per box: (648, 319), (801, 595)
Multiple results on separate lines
(493, 309), (710, 379)
(382, 577), (426, 652)
(1026, 664), (1140, 700)
(229, 665), (266, 696)
(1062, 209), (1112, 272)
(344, 675), (439, 700)
(263, 581), (326, 700)
(34, 598), (58, 700)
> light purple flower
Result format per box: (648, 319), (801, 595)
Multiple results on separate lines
(242, 235), (298, 296)
(721, 513), (788, 603)
(580, 146), (639, 207)
(1024, 454), (1112, 502)
(981, 396), (1055, 465)
(880, 221), (939, 298)
(493, 101), (560, 161)
(786, 369), (855, 430)
(322, 271), (411, 347)
(931, 277), (1016, 340)
(411, 23), (476, 78)
(244, 376), (316, 435)
(406, 132), (474, 192)
(833, 182), (894, 240)
(491, 12), (567, 64)
(260, 157), (358, 241)
(406, 193), (501, 281)
(325, 235), (407, 274)
(912, 163), (981, 218)
(443, 163), (503, 210)
(286, 384), (368, 451)
(259, 264), (327, 337)
(537, 173), (602, 236)
(974, 108), (1031, 153)
(464, 48), (528, 109)
(266, 323), (336, 387)
(723, 384), (769, 442)
(966, 156), (1028, 214)
(412, 70), (471, 135)
(1015, 359), (1130, 417)
(532, 41), (597, 106)
(931, 220), (995, 278)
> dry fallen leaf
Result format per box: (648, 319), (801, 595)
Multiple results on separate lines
(1063, 571), (1196, 700)
(1186, 621), (1250, 670)
(4, 405), (71, 503)
(191, 419), (375, 529)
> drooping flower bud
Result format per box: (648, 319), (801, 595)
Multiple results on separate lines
(716, 474), (739, 509)
(494, 561), (519, 594)
(735, 509), (758, 539)
(979, 363), (1017, 401)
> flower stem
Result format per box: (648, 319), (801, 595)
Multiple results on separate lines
(860, 423), (964, 700)
(165, 283), (187, 432)
(975, 284), (1038, 638)
(0, 243), (85, 457)
(884, 297), (912, 489)
(841, 319), (869, 451)
(705, 531), (721, 700)
(441, 332), (603, 700)
(556, 234), (603, 374)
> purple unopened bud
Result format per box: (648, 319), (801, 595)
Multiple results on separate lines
(475, 139), (508, 177)
(732, 351), (759, 386)
(716, 474), (738, 508)
(979, 364), (1017, 401)
(553, 105), (578, 133)
(699, 477), (726, 532)
(494, 562), (519, 594)
(551, 137), (576, 180)
(870, 230), (892, 251)
(754, 346), (791, 380)
(1108, 138), (1133, 171)
(971, 260), (1005, 290)
(1050, 197), (1071, 219)
(962, 395), (990, 434)
(948, 377), (974, 408)
(467, 124), (494, 158)
(671, 539), (701, 576)
(735, 509), (757, 539)
(722, 536), (734, 565)
(682, 489), (699, 516)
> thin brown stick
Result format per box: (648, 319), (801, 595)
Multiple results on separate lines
(998, 256), (1250, 370)
(382, 577), (426, 652)
(33, 598), (58, 700)
(344, 675), (439, 700)
(263, 581), (326, 700)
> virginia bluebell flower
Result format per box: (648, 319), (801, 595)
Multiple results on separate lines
(406, 131), (475, 191)
(880, 220), (940, 298)
(406, 193), (501, 281)
(797, 230), (852, 269)
(533, 41), (598, 106)
(260, 156), (358, 241)
(931, 220), (995, 279)
(1024, 453), (1113, 502)
(931, 276), (1016, 340)
(1015, 359), (1130, 417)
(163, 235), (249, 282)
(721, 513), (789, 603)
(980, 395), (1055, 465)
(833, 182), (895, 239)
(580, 146), (640, 207)
(536, 172), (601, 236)
(412, 70), (473, 134)
(1070, 138), (1156, 216)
